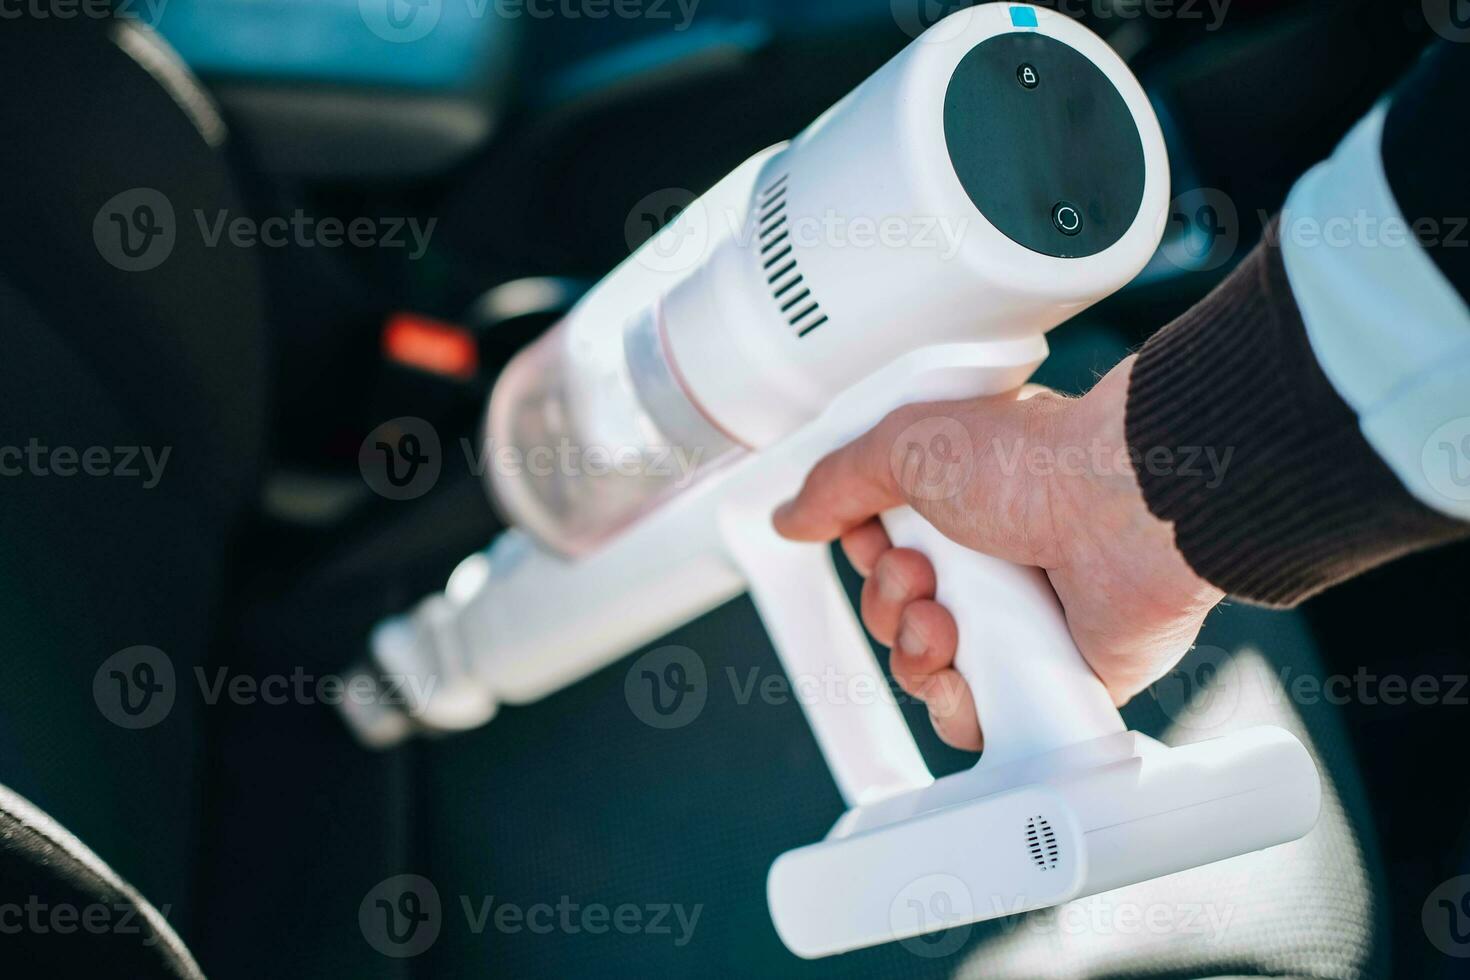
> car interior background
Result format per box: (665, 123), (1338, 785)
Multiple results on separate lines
(0, 1), (1466, 977)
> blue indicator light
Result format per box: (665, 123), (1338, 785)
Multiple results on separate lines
(1010, 6), (1039, 28)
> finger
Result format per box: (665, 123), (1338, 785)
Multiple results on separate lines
(773, 414), (909, 543)
(889, 600), (959, 683)
(859, 549), (935, 647)
(839, 520), (890, 577)
(914, 669), (982, 752)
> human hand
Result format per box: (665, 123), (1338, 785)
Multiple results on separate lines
(773, 357), (1224, 750)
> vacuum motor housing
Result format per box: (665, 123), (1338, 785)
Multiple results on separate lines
(486, 2), (1169, 554)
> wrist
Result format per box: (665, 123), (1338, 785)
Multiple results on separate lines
(1060, 358), (1225, 615)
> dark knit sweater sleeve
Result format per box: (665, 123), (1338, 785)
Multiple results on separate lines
(1125, 221), (1469, 607)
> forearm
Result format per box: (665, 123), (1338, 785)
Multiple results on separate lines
(1126, 224), (1468, 606)
(1125, 44), (1470, 606)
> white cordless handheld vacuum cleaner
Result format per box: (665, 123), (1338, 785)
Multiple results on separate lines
(341, 3), (1321, 958)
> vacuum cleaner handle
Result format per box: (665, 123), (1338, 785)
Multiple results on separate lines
(880, 506), (1124, 768)
(727, 343), (1129, 803)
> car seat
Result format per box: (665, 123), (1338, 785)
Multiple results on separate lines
(0, 12), (1388, 980)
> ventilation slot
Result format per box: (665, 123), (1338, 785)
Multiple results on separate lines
(1025, 816), (1060, 870)
(756, 174), (829, 338)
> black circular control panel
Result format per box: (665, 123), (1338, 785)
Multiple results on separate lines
(943, 33), (1145, 259)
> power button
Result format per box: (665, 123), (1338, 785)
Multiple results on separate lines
(1052, 202), (1083, 236)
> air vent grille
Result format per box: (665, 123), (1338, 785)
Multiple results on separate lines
(756, 174), (828, 338)
(1026, 815), (1059, 870)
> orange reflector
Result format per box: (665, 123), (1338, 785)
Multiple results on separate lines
(383, 313), (479, 382)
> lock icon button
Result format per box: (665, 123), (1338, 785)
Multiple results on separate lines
(1017, 64), (1039, 89)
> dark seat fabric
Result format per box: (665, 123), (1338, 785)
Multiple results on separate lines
(0, 12), (268, 967)
(198, 459), (1388, 980)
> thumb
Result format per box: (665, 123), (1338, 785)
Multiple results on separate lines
(774, 393), (1052, 565)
